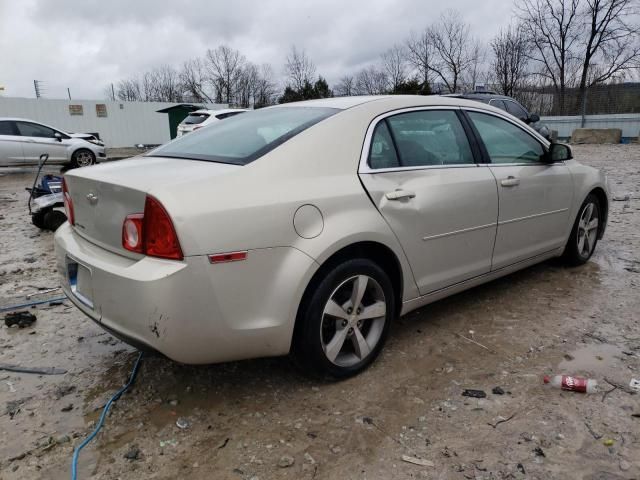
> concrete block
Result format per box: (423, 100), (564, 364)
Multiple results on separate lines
(571, 128), (622, 144)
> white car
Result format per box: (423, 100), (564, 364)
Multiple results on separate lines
(55, 96), (609, 378)
(0, 118), (106, 167)
(176, 108), (248, 137)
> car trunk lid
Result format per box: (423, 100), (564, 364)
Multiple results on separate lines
(65, 156), (239, 256)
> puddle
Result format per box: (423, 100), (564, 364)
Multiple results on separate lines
(558, 343), (625, 377)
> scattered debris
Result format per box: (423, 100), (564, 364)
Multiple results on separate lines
(516, 463), (526, 474)
(533, 447), (545, 457)
(456, 333), (494, 353)
(304, 452), (316, 464)
(217, 438), (230, 449)
(462, 389), (487, 399)
(124, 446), (140, 460)
(563, 353), (575, 361)
(61, 404), (73, 412)
(362, 416), (373, 424)
(612, 193), (630, 201)
(54, 384), (76, 399)
(491, 386), (505, 395)
(6, 399), (27, 419)
(544, 374), (597, 393)
(603, 438), (615, 447)
(488, 412), (517, 428)
(604, 377), (638, 395)
(401, 455), (434, 467)
(629, 379), (640, 392)
(278, 455), (295, 468)
(0, 364), (67, 375)
(159, 439), (178, 448)
(4, 311), (37, 328)
(585, 422), (603, 440)
(176, 417), (190, 429)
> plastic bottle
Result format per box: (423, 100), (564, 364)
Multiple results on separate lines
(543, 375), (597, 393)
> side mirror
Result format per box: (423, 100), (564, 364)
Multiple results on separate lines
(528, 113), (540, 124)
(547, 143), (572, 162)
(54, 132), (63, 142)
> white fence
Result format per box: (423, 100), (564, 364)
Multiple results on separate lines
(0, 97), (226, 147)
(541, 113), (640, 141)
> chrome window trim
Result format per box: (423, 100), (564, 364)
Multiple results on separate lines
(358, 106), (479, 174)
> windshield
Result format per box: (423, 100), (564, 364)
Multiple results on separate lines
(150, 107), (338, 165)
(182, 113), (210, 125)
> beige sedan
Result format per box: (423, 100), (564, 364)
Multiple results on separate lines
(55, 96), (609, 377)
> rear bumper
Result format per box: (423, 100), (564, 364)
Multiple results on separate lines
(54, 223), (318, 364)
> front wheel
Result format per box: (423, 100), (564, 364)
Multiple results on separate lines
(563, 194), (601, 266)
(292, 258), (395, 378)
(71, 149), (95, 168)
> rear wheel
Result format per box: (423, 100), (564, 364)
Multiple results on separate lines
(292, 258), (395, 378)
(71, 149), (95, 168)
(563, 194), (601, 266)
(43, 210), (67, 231)
(31, 210), (47, 229)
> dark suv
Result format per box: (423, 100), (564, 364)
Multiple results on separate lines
(447, 92), (550, 139)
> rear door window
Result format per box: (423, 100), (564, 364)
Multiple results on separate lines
(384, 110), (475, 167)
(0, 121), (16, 135)
(369, 122), (400, 169)
(15, 121), (57, 138)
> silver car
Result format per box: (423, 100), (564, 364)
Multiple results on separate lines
(0, 118), (106, 167)
(55, 96), (609, 378)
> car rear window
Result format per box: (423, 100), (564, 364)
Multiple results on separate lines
(182, 113), (210, 125)
(151, 107), (339, 165)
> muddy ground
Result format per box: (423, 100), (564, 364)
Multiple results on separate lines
(0, 145), (638, 480)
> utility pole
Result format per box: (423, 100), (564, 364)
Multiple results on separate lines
(111, 83), (115, 101)
(67, 88), (71, 100)
(33, 80), (44, 98)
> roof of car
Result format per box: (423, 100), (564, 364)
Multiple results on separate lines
(191, 108), (249, 115)
(275, 95), (510, 111)
(446, 92), (516, 101)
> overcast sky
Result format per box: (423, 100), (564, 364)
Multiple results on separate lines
(0, 0), (515, 100)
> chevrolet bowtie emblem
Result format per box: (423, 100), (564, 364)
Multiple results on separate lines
(86, 192), (98, 205)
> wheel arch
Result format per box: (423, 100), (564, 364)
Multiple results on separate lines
(292, 241), (404, 342)
(588, 187), (608, 239)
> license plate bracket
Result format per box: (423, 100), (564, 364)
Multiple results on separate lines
(67, 258), (94, 309)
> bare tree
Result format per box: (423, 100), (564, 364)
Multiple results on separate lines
(180, 58), (214, 102)
(354, 66), (389, 95)
(491, 24), (530, 96)
(285, 46), (317, 91)
(429, 10), (476, 93)
(381, 44), (408, 91)
(406, 28), (435, 89)
(254, 64), (277, 107)
(206, 45), (246, 105)
(116, 78), (142, 101)
(576, 0), (640, 105)
(518, 0), (582, 114)
(334, 75), (355, 96)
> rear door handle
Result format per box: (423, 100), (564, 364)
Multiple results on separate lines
(500, 176), (520, 187)
(385, 189), (416, 200)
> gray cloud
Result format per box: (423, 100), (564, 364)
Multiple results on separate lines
(0, 0), (514, 99)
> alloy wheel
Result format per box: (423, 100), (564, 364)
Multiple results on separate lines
(577, 202), (599, 258)
(320, 275), (386, 367)
(75, 151), (94, 167)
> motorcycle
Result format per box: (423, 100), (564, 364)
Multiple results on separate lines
(27, 154), (67, 231)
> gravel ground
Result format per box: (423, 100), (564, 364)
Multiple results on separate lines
(0, 144), (639, 480)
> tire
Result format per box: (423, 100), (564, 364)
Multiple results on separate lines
(291, 258), (395, 379)
(71, 149), (95, 168)
(43, 210), (67, 231)
(563, 194), (601, 266)
(31, 209), (47, 229)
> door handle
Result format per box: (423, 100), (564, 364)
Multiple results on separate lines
(385, 189), (416, 201)
(500, 176), (520, 187)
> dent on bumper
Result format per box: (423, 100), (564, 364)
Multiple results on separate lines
(54, 223), (318, 364)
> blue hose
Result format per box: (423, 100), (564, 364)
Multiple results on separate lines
(71, 352), (144, 480)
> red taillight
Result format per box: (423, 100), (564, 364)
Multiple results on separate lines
(62, 177), (74, 225)
(122, 196), (183, 260)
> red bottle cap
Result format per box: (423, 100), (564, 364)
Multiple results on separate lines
(543, 375), (550, 384)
